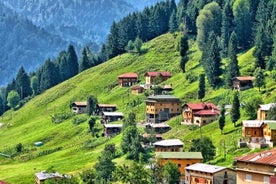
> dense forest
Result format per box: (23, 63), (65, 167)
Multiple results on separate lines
(1, 0), (276, 122)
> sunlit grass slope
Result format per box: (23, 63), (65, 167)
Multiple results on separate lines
(0, 32), (275, 183)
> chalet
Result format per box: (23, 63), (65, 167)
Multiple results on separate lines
(71, 101), (87, 114)
(144, 71), (171, 87)
(35, 171), (69, 184)
(118, 72), (138, 87)
(146, 95), (181, 123)
(145, 123), (171, 134)
(185, 163), (236, 184)
(155, 152), (203, 180)
(257, 103), (276, 120)
(102, 112), (124, 123)
(241, 120), (276, 148)
(182, 102), (220, 126)
(153, 139), (184, 152)
(96, 104), (117, 115)
(232, 76), (254, 90)
(234, 148), (276, 184)
(103, 124), (122, 137)
(131, 85), (144, 95)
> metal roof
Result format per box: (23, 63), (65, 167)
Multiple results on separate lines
(185, 163), (226, 173)
(155, 152), (202, 159)
(103, 124), (123, 128)
(153, 139), (183, 146)
(102, 112), (123, 116)
(35, 171), (66, 180)
(242, 120), (276, 128)
(259, 103), (276, 111)
(235, 148), (276, 166)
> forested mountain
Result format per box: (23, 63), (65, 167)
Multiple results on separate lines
(0, 0), (164, 86)
(0, 3), (68, 86)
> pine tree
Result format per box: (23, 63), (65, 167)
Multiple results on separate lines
(221, 1), (234, 57)
(107, 22), (121, 59)
(86, 95), (98, 116)
(233, 0), (252, 50)
(15, 66), (32, 99)
(253, 67), (265, 92)
(66, 44), (79, 78)
(225, 31), (240, 88)
(79, 47), (90, 73)
(136, 13), (148, 41)
(56, 51), (69, 82)
(230, 91), (240, 127)
(202, 32), (222, 88)
(39, 59), (59, 92)
(169, 10), (178, 33)
(198, 74), (205, 101)
(218, 104), (226, 134)
(179, 34), (189, 73)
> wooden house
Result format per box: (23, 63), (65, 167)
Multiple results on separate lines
(103, 124), (122, 137)
(185, 163), (236, 184)
(257, 103), (276, 120)
(263, 122), (276, 147)
(145, 123), (171, 134)
(118, 72), (138, 87)
(155, 152), (203, 180)
(102, 112), (124, 123)
(96, 104), (117, 115)
(182, 102), (219, 126)
(144, 71), (171, 87)
(235, 148), (276, 184)
(146, 95), (181, 123)
(71, 101), (87, 114)
(153, 139), (184, 152)
(232, 76), (254, 90)
(131, 85), (144, 95)
(35, 171), (68, 184)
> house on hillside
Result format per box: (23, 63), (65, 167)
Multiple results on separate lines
(103, 124), (122, 137)
(155, 152), (203, 180)
(182, 102), (220, 126)
(71, 101), (87, 114)
(145, 95), (181, 123)
(144, 71), (171, 87)
(102, 112), (124, 123)
(35, 171), (69, 184)
(118, 72), (138, 87)
(185, 163), (236, 184)
(131, 85), (144, 95)
(232, 76), (254, 90)
(96, 104), (117, 115)
(241, 120), (276, 148)
(234, 148), (276, 184)
(153, 139), (184, 152)
(142, 123), (171, 142)
(257, 103), (276, 120)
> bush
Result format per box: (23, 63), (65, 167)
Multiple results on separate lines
(51, 111), (74, 124)
(72, 114), (88, 125)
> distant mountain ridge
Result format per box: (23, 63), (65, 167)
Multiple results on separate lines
(0, 0), (163, 86)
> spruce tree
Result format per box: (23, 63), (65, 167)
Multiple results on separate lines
(15, 66), (32, 99)
(79, 47), (90, 73)
(218, 104), (226, 134)
(169, 10), (178, 33)
(39, 59), (59, 92)
(56, 51), (68, 82)
(107, 22), (121, 59)
(86, 95), (98, 116)
(179, 34), (189, 73)
(230, 91), (240, 127)
(136, 13), (148, 41)
(66, 44), (79, 78)
(253, 67), (265, 92)
(225, 31), (240, 88)
(198, 74), (205, 101)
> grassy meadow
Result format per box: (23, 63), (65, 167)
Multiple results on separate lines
(0, 32), (275, 183)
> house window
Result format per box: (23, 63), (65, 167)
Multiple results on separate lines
(245, 174), (252, 182)
(247, 131), (251, 135)
(263, 176), (269, 184)
(254, 131), (257, 135)
(178, 164), (181, 167)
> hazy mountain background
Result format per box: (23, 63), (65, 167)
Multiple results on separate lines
(0, 0), (162, 86)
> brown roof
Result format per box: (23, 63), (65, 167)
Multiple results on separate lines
(235, 148), (276, 166)
(185, 103), (218, 111)
(131, 86), (144, 90)
(97, 104), (117, 108)
(118, 72), (138, 79)
(72, 102), (87, 106)
(144, 71), (171, 77)
(234, 76), (254, 81)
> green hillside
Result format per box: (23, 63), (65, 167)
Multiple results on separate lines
(0, 32), (275, 183)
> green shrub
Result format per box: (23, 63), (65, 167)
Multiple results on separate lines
(51, 111), (74, 124)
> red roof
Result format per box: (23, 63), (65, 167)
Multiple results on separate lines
(234, 76), (254, 81)
(194, 110), (220, 115)
(145, 71), (171, 77)
(118, 72), (138, 79)
(235, 148), (276, 166)
(186, 102), (218, 111)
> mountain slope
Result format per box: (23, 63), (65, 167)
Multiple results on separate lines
(0, 33), (275, 183)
